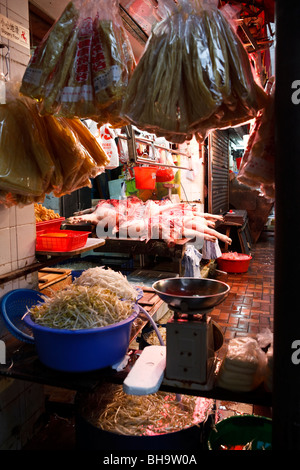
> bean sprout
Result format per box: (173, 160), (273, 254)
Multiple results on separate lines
(73, 266), (139, 301)
(79, 383), (214, 436)
(27, 285), (134, 330)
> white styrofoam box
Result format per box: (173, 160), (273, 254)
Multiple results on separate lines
(16, 223), (35, 263)
(0, 228), (11, 267)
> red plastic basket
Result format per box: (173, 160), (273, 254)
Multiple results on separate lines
(217, 252), (252, 273)
(36, 231), (90, 252)
(36, 217), (65, 232)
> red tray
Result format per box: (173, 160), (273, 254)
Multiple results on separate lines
(36, 217), (65, 232)
(36, 231), (90, 252)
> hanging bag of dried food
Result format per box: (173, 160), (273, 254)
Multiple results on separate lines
(122, 0), (267, 144)
(20, 0), (135, 123)
(90, 1), (135, 127)
(20, 1), (79, 101)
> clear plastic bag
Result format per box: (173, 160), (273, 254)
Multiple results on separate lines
(20, 1), (79, 101)
(217, 336), (268, 392)
(0, 85), (56, 200)
(20, 0), (135, 123)
(122, 0), (267, 144)
(0, 82), (109, 207)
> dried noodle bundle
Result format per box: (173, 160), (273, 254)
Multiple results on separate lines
(0, 87), (109, 207)
(122, 0), (267, 144)
(20, 0), (135, 125)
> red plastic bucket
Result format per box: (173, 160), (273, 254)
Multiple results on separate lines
(217, 252), (252, 273)
(134, 166), (157, 189)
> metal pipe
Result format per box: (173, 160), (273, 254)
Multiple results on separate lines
(136, 157), (191, 171)
(273, 0), (300, 450)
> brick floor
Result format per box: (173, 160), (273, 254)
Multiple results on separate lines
(211, 231), (274, 343)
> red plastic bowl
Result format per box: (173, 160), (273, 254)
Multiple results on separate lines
(217, 252), (252, 273)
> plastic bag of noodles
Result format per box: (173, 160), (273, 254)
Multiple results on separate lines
(122, 0), (267, 144)
(0, 85), (56, 201)
(42, 115), (110, 196)
(20, 0), (135, 122)
(0, 82), (110, 207)
(20, 1), (79, 101)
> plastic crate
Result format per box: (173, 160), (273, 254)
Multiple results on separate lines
(36, 217), (65, 232)
(36, 231), (90, 252)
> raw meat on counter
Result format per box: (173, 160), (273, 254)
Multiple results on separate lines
(67, 197), (231, 246)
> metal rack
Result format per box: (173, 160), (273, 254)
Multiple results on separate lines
(121, 125), (193, 171)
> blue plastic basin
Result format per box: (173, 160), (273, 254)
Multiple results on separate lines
(23, 304), (139, 372)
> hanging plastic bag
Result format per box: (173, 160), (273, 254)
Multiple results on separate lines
(122, 0), (267, 144)
(156, 167), (175, 183)
(20, 0), (136, 124)
(202, 239), (222, 259)
(20, 1), (79, 101)
(217, 336), (267, 392)
(0, 82), (110, 206)
(182, 244), (203, 277)
(99, 124), (119, 169)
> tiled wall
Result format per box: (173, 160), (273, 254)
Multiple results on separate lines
(0, 0), (38, 320)
(0, 0), (44, 450)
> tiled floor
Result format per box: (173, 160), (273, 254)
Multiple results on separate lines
(23, 230), (275, 449)
(211, 230), (274, 342)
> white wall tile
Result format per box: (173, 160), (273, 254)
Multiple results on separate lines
(16, 223), (35, 262)
(9, 226), (17, 262)
(8, 206), (16, 227)
(0, 227), (11, 265)
(0, 205), (9, 229)
(0, 262), (12, 275)
(7, 3), (29, 23)
(16, 204), (35, 226)
(0, 280), (13, 296)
